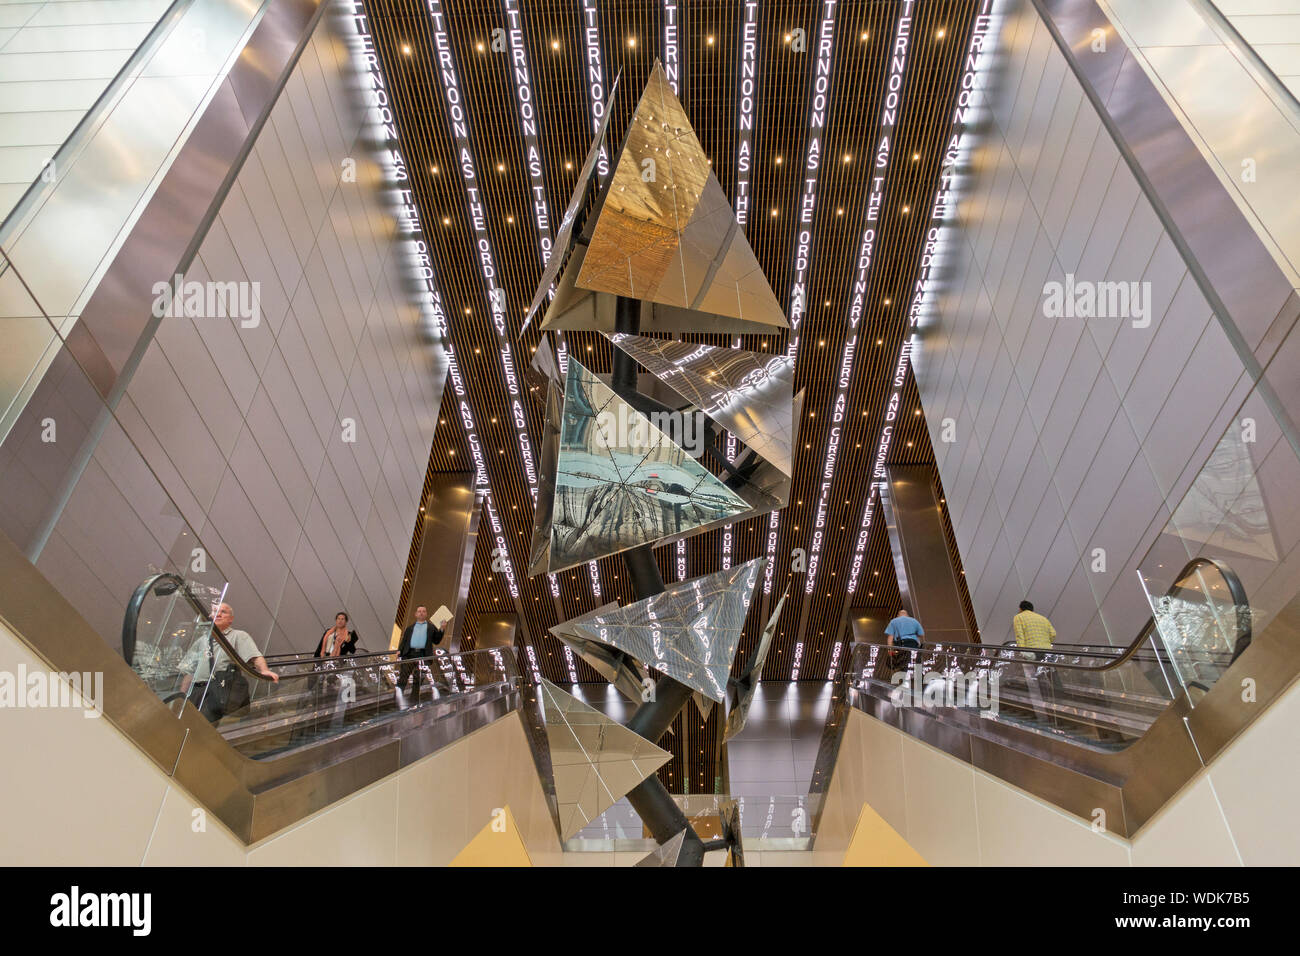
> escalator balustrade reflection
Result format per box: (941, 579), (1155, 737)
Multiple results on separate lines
(850, 557), (1250, 749)
(121, 571), (515, 760)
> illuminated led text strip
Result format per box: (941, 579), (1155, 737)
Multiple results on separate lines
(580, 0), (610, 181)
(343, 0), (515, 606)
(849, 3), (997, 593)
(805, 6), (912, 597)
(663, 0), (680, 94)
(502, 0), (553, 267)
(426, 0), (543, 599)
(784, 0), (840, 366)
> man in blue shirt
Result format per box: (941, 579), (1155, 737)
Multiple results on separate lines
(394, 605), (444, 702)
(884, 609), (925, 670)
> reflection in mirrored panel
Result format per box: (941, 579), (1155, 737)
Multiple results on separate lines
(536, 678), (672, 839)
(1143, 563), (1250, 697)
(725, 585), (790, 741)
(1169, 427), (1278, 562)
(573, 62), (787, 333)
(531, 358), (752, 574)
(634, 826), (686, 866)
(552, 557), (765, 702)
(607, 332), (795, 476)
(551, 603), (647, 703)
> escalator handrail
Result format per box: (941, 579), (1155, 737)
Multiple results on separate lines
(122, 571), (271, 684)
(852, 556), (1250, 676)
(122, 572), (517, 687)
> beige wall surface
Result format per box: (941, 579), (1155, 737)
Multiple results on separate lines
(816, 690), (1300, 866)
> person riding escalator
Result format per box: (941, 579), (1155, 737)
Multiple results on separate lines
(178, 602), (278, 724)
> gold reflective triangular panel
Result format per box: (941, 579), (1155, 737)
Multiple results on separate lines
(450, 806), (534, 867)
(534, 61), (788, 336)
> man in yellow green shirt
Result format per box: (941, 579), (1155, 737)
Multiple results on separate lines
(1012, 601), (1056, 649)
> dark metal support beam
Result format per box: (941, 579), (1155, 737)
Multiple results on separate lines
(609, 293), (706, 867)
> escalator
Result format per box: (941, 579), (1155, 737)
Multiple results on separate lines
(122, 572), (519, 761)
(110, 570), (536, 840)
(834, 557), (1254, 836)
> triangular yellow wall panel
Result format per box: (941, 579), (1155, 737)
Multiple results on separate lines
(450, 805), (533, 867)
(842, 802), (928, 867)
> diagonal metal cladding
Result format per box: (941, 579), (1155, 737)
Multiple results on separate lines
(724, 584), (791, 742)
(528, 357), (752, 575)
(604, 332), (795, 477)
(547, 557), (766, 703)
(522, 74), (621, 331)
(536, 679), (673, 840)
(537, 61), (787, 337)
(550, 604), (647, 703)
(634, 827), (687, 867)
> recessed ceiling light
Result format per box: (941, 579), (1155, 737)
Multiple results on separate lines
(707, 35), (715, 46)
(836, 207), (844, 215)
(507, 215), (514, 224)
(476, 41), (485, 53)
(401, 44), (411, 56)
(937, 27), (947, 39)
(784, 33), (792, 43)
(775, 155), (783, 165)
(551, 39), (560, 51)
(463, 306), (471, 314)
(442, 216), (450, 226)
(883, 298), (892, 306)
(843, 153), (852, 163)
(902, 205), (910, 214)
(496, 162), (505, 173)
(912, 152), (920, 161)
(627, 36), (637, 48)
(565, 159), (573, 170)
(770, 208), (778, 217)
(431, 164), (439, 174)
(860, 31), (869, 41)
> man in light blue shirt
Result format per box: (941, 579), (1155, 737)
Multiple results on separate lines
(394, 605), (446, 702)
(884, 609), (925, 669)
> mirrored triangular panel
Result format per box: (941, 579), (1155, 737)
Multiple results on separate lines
(551, 604), (647, 703)
(605, 332), (795, 476)
(574, 62), (786, 332)
(552, 557), (765, 702)
(536, 679), (672, 840)
(725, 585), (790, 741)
(634, 827), (687, 867)
(529, 358), (752, 574)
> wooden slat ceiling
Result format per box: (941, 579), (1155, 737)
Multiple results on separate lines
(366, 0), (981, 792)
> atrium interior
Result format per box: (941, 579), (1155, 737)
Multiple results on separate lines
(2, 0), (1299, 874)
